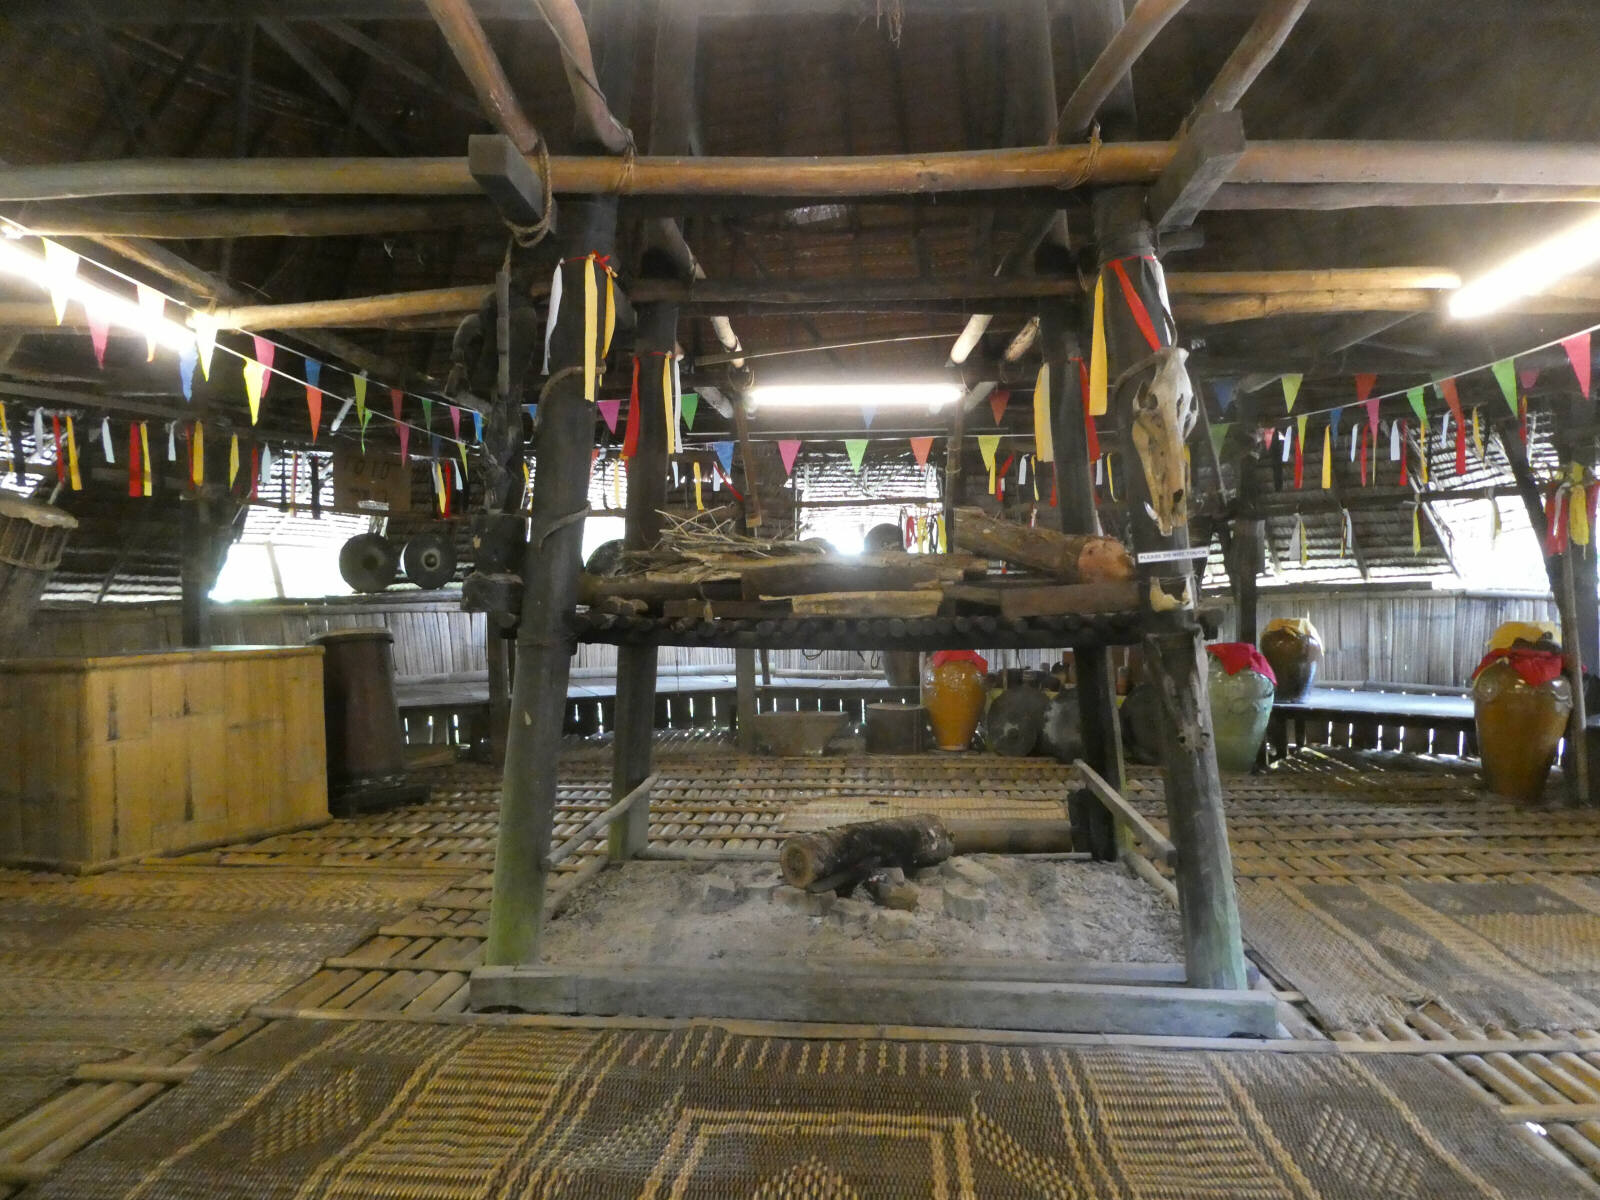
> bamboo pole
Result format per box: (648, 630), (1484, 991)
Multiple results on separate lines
(21, 200), (495, 238)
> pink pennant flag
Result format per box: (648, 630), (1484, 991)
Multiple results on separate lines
(778, 439), (802, 476)
(449, 405), (462, 440)
(1520, 364), (1541, 391)
(597, 398), (621, 433)
(87, 310), (110, 368)
(250, 336), (275, 399)
(390, 388), (409, 463)
(909, 436), (934, 468)
(1563, 332), (1591, 398)
(1354, 373), (1380, 440)
(989, 388), (1009, 425)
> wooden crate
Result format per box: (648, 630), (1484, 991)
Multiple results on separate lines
(0, 645), (328, 872)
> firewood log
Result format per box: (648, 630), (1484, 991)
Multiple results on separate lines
(953, 507), (1135, 582)
(779, 815), (954, 890)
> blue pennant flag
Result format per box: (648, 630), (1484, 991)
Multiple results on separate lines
(712, 440), (735, 477)
(178, 345), (197, 401)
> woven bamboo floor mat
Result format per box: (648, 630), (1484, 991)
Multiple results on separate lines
(0, 869), (445, 1128)
(1241, 875), (1600, 1033)
(33, 1018), (1587, 1199)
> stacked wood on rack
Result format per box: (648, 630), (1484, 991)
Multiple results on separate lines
(577, 508), (1139, 620)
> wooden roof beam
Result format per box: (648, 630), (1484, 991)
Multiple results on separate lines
(1055, 0), (1192, 142)
(257, 18), (404, 155)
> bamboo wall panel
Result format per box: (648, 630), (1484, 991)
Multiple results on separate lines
(0, 647), (327, 871)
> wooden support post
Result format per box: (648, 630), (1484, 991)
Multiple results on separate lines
(609, 301), (674, 860)
(1150, 110), (1246, 231)
(1093, 186), (1248, 991)
(1230, 447), (1264, 641)
(178, 497), (212, 648)
(1041, 304), (1119, 862)
(735, 648), (758, 751)
(485, 197), (622, 967)
(943, 398), (965, 548)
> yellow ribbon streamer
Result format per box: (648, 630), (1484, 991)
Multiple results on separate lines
(1033, 364), (1054, 462)
(1413, 505), (1422, 554)
(978, 434), (1000, 494)
(1321, 425), (1332, 489)
(65, 415), (81, 490)
(229, 434), (239, 486)
(1088, 274), (1108, 416)
(661, 355), (676, 455)
(139, 422), (152, 497)
(192, 422), (203, 486)
(1298, 516), (1308, 566)
(583, 257), (598, 403)
(1472, 408), (1485, 461)
(603, 268), (616, 360)
(693, 461), (704, 511)
(1569, 465), (1591, 547)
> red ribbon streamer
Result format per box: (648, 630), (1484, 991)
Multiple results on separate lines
(623, 357), (642, 459)
(1293, 426), (1305, 489)
(1359, 425), (1369, 487)
(1075, 358), (1100, 463)
(1398, 420), (1408, 487)
(51, 415), (63, 482)
(127, 423), (140, 496)
(1111, 257), (1162, 353)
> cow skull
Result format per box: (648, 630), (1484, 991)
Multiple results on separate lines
(1127, 346), (1197, 538)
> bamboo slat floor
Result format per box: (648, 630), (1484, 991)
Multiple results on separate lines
(6, 745), (1600, 1193)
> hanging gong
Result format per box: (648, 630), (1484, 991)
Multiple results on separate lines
(402, 532), (457, 591)
(338, 533), (399, 593)
(584, 538), (627, 577)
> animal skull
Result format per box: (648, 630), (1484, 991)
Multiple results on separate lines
(1128, 346), (1197, 537)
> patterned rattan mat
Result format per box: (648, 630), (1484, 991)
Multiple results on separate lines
(0, 868), (448, 1127)
(1241, 875), (1600, 1033)
(33, 1018), (1589, 1199)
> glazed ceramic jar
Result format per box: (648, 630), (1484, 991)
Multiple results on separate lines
(922, 650), (988, 752)
(1260, 617), (1323, 702)
(1472, 645), (1571, 806)
(1205, 643), (1277, 772)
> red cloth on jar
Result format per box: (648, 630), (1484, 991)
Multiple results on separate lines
(1206, 642), (1277, 686)
(1472, 647), (1565, 687)
(930, 650), (988, 673)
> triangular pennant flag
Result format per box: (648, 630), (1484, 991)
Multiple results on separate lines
(1354, 373), (1377, 406)
(1321, 423), (1332, 489)
(1287, 517), (1302, 564)
(597, 398), (621, 433)
(86, 309), (110, 368)
(420, 396), (433, 430)
(1294, 415), (1307, 488)
(778, 439), (802, 476)
(1281, 373), (1302, 412)
(1563, 331), (1591, 397)
(241, 358), (267, 424)
(100, 416), (113, 463)
(909, 436), (933, 468)
(1472, 408), (1485, 461)
(1209, 422), (1231, 460)
(1211, 378), (1237, 412)
(354, 372), (370, 448)
(1413, 505), (1422, 555)
(304, 358), (322, 441)
(391, 388), (408, 463)
(1438, 378), (1467, 474)
(712, 440), (735, 477)
(136, 284), (165, 361)
(989, 388), (1009, 425)
(1329, 407), (1344, 444)
(680, 391), (699, 429)
(42, 241), (78, 324)
(844, 438), (869, 473)
(1490, 359), (1519, 416)
(191, 314), (217, 381)
(1406, 386), (1427, 428)
(178, 344), (197, 401)
(978, 434), (1001, 493)
(229, 433), (240, 486)
(450, 405), (462, 441)
(250, 335), (275, 382)
(1031, 369), (1053, 462)
(472, 411), (483, 441)
(692, 460), (704, 511)
(1519, 365), (1541, 391)
(861, 401), (877, 429)
(1088, 275), (1108, 416)
(166, 419), (176, 461)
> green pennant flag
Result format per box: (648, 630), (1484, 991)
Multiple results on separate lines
(843, 438), (868, 473)
(1281, 373), (1303, 412)
(680, 392), (699, 429)
(1209, 421), (1232, 459)
(1406, 386), (1427, 430)
(421, 396), (433, 429)
(1490, 359), (1519, 416)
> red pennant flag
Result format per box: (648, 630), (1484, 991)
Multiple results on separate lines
(1263, 426), (1275, 450)
(989, 388), (1009, 425)
(390, 387), (408, 463)
(622, 359), (642, 458)
(1050, 465), (1058, 507)
(1563, 332), (1591, 397)
(450, 405), (462, 441)
(1519, 365), (1541, 391)
(1439, 378), (1466, 474)
(441, 461), (452, 519)
(127, 423), (140, 496)
(306, 385), (322, 443)
(87, 310), (110, 368)
(1547, 483), (1569, 555)
(909, 436), (933, 467)
(1354, 373), (1377, 405)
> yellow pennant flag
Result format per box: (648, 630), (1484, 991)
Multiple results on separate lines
(457, 440), (468, 481)
(978, 434), (1001, 494)
(64, 415), (81, 490)
(1297, 516), (1308, 566)
(1033, 364), (1054, 462)
(1088, 274), (1108, 416)
(661, 355), (676, 455)
(1321, 424), (1332, 488)
(1413, 506), (1422, 554)
(583, 257), (598, 403)
(1569, 467), (1591, 546)
(229, 434), (240, 486)
(191, 422), (204, 486)
(693, 461), (704, 511)
(137, 284), (165, 362)
(521, 459), (530, 506)
(602, 266), (616, 359)
(42, 241), (79, 325)
(192, 314), (218, 380)
(433, 461), (446, 514)
(1106, 454), (1117, 501)
(1472, 408), (1485, 461)
(139, 422), (152, 496)
(242, 358), (267, 424)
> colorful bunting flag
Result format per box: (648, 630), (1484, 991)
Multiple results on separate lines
(190, 421), (204, 487)
(64, 415), (80, 490)
(354, 372), (370, 447)
(127, 422), (140, 496)
(693, 461), (704, 511)
(978, 434), (1001, 494)
(1321, 424), (1332, 489)
(1031, 369), (1053, 463)
(861, 400), (877, 429)
(1473, 408), (1485, 461)
(242, 358), (267, 424)
(250, 336), (275, 393)
(192, 314), (217, 381)
(680, 391), (699, 430)
(305, 359), (322, 441)
(391, 388), (408, 463)
(1294, 415), (1307, 488)
(989, 388), (1009, 426)
(87, 309), (110, 368)
(229, 433), (240, 486)
(712, 440), (735, 478)
(100, 416), (113, 463)
(136, 284), (165, 362)
(1490, 358), (1519, 416)
(1211, 378), (1236, 412)
(1406, 387), (1427, 429)
(1088, 275), (1108, 416)
(178, 344), (197, 401)
(909, 436), (933, 468)
(42, 242), (78, 324)
(1209, 422), (1231, 460)
(1281, 373), (1302, 413)
(1438, 377), (1466, 474)
(1563, 331), (1592, 397)
(778, 439), (802, 476)
(844, 438), (869, 473)
(1519, 365), (1541, 391)
(597, 398), (621, 433)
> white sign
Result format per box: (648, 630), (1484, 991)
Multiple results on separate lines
(1135, 547), (1208, 564)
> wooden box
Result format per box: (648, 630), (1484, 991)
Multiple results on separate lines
(0, 645), (329, 872)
